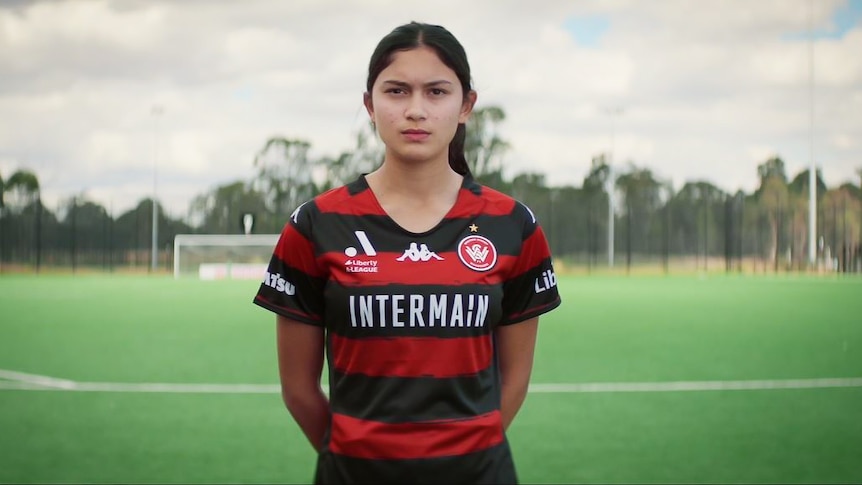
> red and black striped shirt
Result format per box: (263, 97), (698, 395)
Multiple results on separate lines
(254, 175), (561, 483)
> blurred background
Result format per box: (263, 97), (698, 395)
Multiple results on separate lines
(1, 0), (860, 275)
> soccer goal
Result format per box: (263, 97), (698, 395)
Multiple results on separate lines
(173, 234), (279, 280)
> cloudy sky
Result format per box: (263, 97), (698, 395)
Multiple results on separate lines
(1, 0), (860, 217)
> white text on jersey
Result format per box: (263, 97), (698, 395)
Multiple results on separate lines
(345, 259), (378, 273)
(263, 270), (296, 295)
(534, 269), (557, 293)
(349, 293), (489, 328)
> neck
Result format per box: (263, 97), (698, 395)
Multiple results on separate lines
(368, 156), (463, 200)
(364, 156), (465, 233)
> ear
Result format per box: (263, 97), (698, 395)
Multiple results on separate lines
(363, 92), (374, 120)
(459, 90), (477, 124)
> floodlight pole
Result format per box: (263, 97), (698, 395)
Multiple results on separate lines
(605, 106), (624, 268)
(807, 0), (817, 268)
(151, 105), (163, 273)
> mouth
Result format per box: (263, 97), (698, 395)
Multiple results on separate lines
(401, 129), (430, 141)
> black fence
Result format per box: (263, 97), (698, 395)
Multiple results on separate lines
(0, 192), (860, 275)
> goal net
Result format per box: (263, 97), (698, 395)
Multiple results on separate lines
(173, 234), (279, 280)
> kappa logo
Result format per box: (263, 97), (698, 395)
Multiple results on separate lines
(397, 242), (443, 262)
(457, 235), (497, 272)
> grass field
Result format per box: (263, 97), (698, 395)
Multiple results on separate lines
(1, 273), (861, 484)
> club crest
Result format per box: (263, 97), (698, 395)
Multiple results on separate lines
(457, 235), (497, 272)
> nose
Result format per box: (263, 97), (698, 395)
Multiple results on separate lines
(405, 93), (427, 121)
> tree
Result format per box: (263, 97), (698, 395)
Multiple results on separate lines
(821, 187), (860, 271)
(788, 168), (827, 197)
(668, 181), (726, 261)
(188, 181), (269, 234)
(252, 138), (318, 218)
(584, 154), (611, 192)
(58, 196), (113, 267)
(615, 165), (664, 268)
(758, 174), (789, 269)
(784, 190), (809, 269)
(110, 198), (192, 267)
(4, 169), (40, 214)
(113, 199), (156, 253)
(319, 121), (383, 191)
(510, 172), (546, 202)
(466, 106), (509, 186)
(754, 156), (791, 270)
(756, 156), (787, 191)
(579, 154), (612, 266)
(548, 185), (582, 259)
(785, 168), (826, 268)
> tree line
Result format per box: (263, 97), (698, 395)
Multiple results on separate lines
(1, 106), (860, 273)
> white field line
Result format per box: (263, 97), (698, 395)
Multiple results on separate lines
(2, 369), (862, 394)
(528, 378), (862, 393)
(0, 381), (282, 393)
(0, 369), (77, 389)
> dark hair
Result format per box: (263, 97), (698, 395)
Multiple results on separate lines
(366, 22), (473, 177)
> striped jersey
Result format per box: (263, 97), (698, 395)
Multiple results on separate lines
(254, 175), (561, 484)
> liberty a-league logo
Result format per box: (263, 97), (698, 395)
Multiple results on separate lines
(344, 230), (379, 273)
(457, 235), (497, 272)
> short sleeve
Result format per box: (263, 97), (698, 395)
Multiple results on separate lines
(499, 202), (561, 325)
(252, 201), (327, 326)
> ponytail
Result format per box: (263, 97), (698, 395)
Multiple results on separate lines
(448, 123), (472, 177)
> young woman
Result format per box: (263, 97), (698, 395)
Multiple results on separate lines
(254, 21), (561, 484)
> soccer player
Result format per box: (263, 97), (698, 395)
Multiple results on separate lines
(254, 21), (562, 484)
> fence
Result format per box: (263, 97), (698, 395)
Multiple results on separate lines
(1, 190), (860, 275)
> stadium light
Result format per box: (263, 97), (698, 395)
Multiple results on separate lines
(605, 106), (624, 268)
(151, 104), (163, 273)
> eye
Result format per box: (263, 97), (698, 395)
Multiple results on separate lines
(385, 88), (406, 95)
(429, 88), (447, 96)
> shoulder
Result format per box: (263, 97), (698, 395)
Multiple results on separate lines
(471, 182), (538, 231)
(316, 176), (369, 207)
(292, 179), (367, 223)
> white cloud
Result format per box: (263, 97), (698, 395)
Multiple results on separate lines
(0, 0), (859, 216)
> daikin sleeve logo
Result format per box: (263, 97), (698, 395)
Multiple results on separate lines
(457, 235), (497, 272)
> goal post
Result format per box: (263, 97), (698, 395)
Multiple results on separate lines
(173, 234), (279, 280)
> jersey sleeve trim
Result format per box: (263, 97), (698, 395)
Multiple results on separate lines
(499, 296), (561, 326)
(253, 292), (324, 326)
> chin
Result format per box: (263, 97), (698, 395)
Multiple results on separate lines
(391, 147), (446, 165)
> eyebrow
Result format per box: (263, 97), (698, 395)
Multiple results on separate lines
(381, 80), (454, 88)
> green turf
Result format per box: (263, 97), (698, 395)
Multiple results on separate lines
(1, 273), (861, 483)
(536, 274), (862, 383)
(512, 388), (862, 484)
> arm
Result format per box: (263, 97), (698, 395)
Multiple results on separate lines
(495, 317), (539, 431)
(276, 315), (330, 450)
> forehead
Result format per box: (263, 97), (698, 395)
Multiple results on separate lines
(375, 46), (459, 85)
